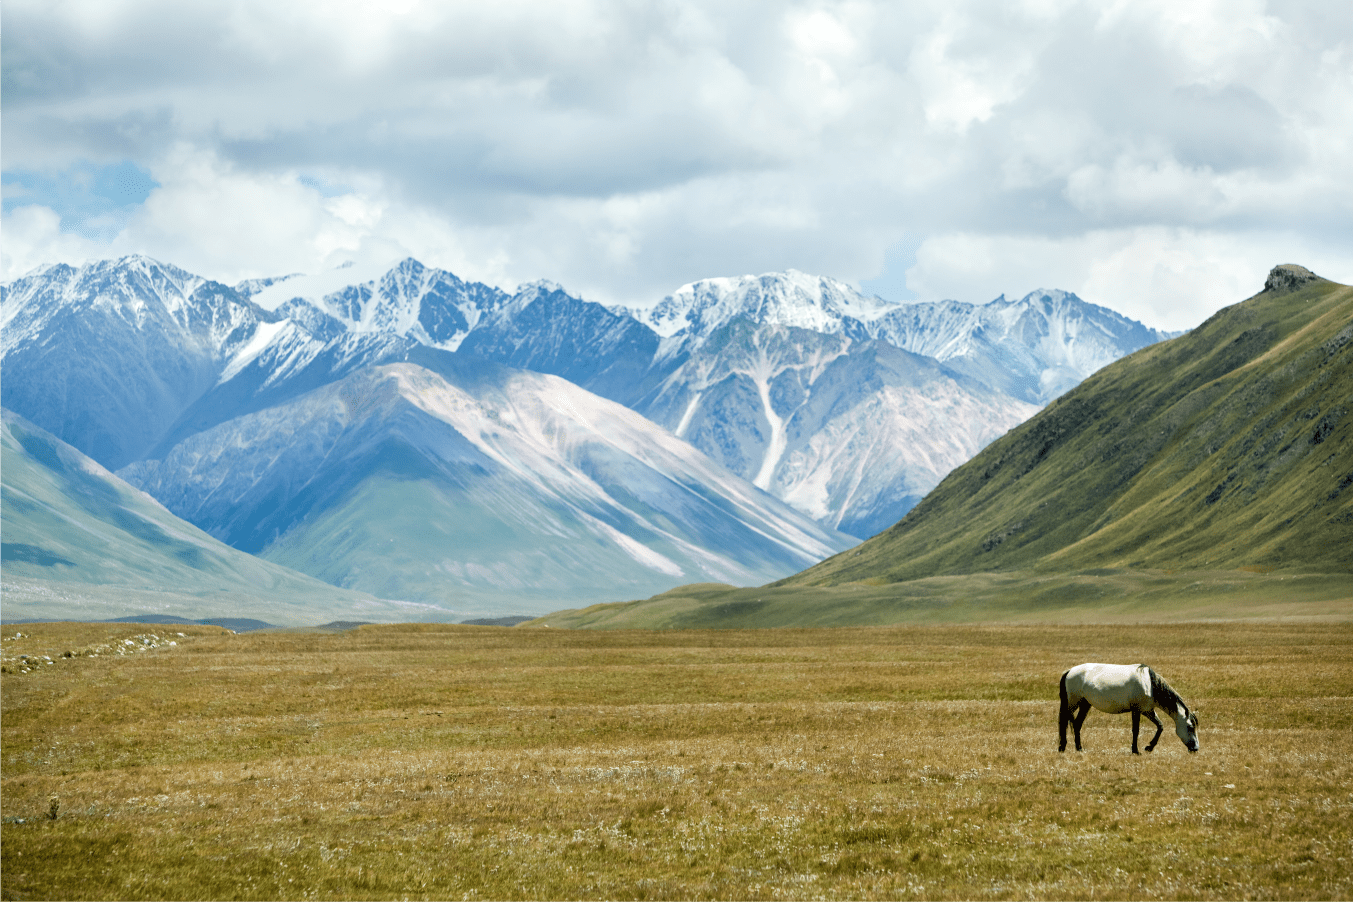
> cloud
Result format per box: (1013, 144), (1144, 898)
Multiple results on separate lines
(2, 0), (1349, 328)
(906, 227), (1353, 331)
(1, 205), (109, 279)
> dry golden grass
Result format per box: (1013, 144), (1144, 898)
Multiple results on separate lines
(2, 620), (1349, 900)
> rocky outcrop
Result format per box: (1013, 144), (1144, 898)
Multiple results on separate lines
(1264, 264), (1320, 294)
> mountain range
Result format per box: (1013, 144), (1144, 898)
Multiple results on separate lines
(1, 254), (1175, 619)
(234, 260), (1171, 532)
(534, 264), (1352, 629)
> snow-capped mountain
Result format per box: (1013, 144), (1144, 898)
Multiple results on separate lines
(120, 349), (854, 612)
(1, 256), (272, 469)
(621, 270), (1176, 405)
(248, 257), (511, 350)
(3, 256), (1172, 545)
(622, 270), (897, 342)
(627, 321), (1039, 538)
(2, 253), (1174, 620)
(457, 269), (1155, 535)
(858, 290), (1178, 404)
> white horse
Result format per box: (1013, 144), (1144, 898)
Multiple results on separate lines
(1059, 663), (1199, 754)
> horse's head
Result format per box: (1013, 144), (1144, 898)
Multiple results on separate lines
(1176, 711), (1199, 752)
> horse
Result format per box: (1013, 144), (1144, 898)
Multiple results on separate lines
(1059, 663), (1199, 754)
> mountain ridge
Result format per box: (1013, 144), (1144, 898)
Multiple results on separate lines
(2, 253), (1178, 618)
(6, 254), (1167, 539)
(0, 256), (277, 469)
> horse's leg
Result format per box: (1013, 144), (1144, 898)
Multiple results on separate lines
(1059, 677), (1071, 752)
(1071, 700), (1091, 751)
(1143, 711), (1164, 752)
(1131, 710), (1141, 754)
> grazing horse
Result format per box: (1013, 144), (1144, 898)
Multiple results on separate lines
(1059, 663), (1199, 754)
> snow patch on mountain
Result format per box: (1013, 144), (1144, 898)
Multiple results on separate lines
(623, 270), (898, 343)
(245, 258), (512, 352)
(587, 517), (686, 578)
(865, 288), (1176, 403)
(219, 319), (295, 384)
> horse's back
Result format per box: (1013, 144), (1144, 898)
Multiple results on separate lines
(1064, 662), (1152, 713)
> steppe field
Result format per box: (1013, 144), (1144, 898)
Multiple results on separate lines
(1, 619), (1349, 901)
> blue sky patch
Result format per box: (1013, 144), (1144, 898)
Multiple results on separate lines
(298, 174), (350, 198)
(2, 160), (159, 240)
(859, 237), (921, 303)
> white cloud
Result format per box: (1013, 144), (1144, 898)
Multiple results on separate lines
(906, 227), (1352, 331)
(1, 0), (1348, 325)
(907, 11), (1037, 133)
(1, 205), (108, 280)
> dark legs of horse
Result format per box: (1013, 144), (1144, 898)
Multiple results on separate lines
(1143, 710), (1164, 752)
(1058, 673), (1071, 751)
(1068, 700), (1091, 751)
(1131, 709), (1165, 754)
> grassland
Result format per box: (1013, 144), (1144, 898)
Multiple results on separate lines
(530, 568), (1350, 630)
(2, 619), (1349, 900)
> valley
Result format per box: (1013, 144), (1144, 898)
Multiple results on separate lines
(2, 619), (1348, 900)
(1, 255), (1178, 621)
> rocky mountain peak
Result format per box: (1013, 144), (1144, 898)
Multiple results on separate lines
(627, 270), (898, 341)
(1263, 264), (1320, 294)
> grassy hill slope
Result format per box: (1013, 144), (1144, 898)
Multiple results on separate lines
(0, 410), (437, 626)
(533, 266), (1351, 628)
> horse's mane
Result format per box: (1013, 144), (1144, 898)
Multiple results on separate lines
(1148, 667), (1189, 718)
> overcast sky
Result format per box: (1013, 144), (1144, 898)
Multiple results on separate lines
(2, 0), (1349, 329)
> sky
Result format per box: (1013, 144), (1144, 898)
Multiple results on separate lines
(2, 0), (1350, 331)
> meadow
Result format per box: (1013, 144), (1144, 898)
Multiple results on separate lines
(1, 619), (1349, 900)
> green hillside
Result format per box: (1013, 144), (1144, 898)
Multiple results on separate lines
(0, 410), (424, 626)
(533, 266), (1351, 628)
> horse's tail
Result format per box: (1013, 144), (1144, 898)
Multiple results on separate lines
(1058, 670), (1071, 751)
